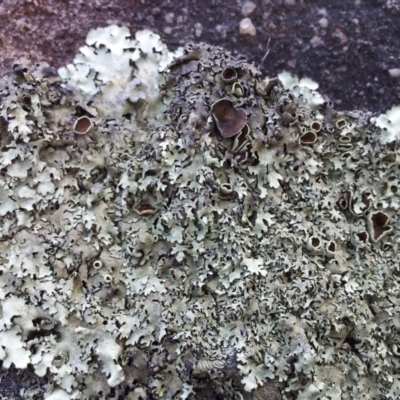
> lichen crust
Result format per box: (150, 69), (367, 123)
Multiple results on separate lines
(0, 25), (399, 400)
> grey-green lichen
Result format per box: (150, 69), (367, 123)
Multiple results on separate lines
(1, 25), (400, 399)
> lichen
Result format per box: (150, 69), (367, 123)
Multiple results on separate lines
(1, 25), (400, 399)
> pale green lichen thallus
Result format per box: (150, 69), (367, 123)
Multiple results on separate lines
(0, 25), (399, 400)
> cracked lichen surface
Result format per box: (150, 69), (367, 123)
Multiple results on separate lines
(0, 26), (400, 399)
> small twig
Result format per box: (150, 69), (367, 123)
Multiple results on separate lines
(258, 36), (271, 70)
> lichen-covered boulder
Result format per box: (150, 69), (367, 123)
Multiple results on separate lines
(0, 25), (400, 400)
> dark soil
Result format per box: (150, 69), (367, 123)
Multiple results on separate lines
(0, 0), (399, 113)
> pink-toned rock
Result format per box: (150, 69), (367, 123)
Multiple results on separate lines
(239, 18), (256, 36)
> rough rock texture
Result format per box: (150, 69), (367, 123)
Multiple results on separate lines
(1, 25), (400, 399)
(0, 0), (399, 113)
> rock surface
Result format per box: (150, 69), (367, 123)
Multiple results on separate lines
(1, 25), (400, 400)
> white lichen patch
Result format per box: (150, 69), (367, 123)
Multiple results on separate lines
(277, 71), (325, 109)
(58, 25), (182, 120)
(1, 25), (400, 400)
(373, 105), (400, 144)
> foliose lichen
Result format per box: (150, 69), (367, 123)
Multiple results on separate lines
(0, 25), (400, 399)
